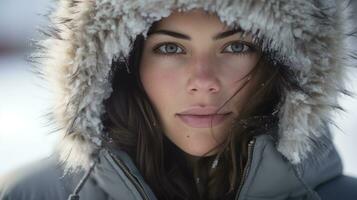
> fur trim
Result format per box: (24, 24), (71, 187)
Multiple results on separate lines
(35, 0), (354, 171)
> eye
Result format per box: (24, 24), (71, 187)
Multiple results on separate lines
(222, 41), (254, 54)
(154, 43), (184, 54)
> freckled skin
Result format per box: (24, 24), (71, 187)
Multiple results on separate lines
(140, 9), (260, 157)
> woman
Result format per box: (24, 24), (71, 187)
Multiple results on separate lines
(1, 0), (357, 199)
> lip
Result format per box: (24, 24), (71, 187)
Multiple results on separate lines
(178, 106), (231, 115)
(176, 106), (232, 128)
(177, 113), (231, 128)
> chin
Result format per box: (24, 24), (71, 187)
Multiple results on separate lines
(164, 121), (230, 157)
(177, 137), (223, 157)
(185, 149), (218, 157)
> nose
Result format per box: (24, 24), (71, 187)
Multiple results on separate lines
(187, 56), (220, 94)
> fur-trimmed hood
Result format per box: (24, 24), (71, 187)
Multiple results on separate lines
(35, 0), (354, 171)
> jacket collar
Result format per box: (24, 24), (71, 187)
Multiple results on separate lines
(89, 134), (342, 200)
(238, 134), (342, 199)
(92, 148), (158, 200)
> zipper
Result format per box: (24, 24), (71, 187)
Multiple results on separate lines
(109, 153), (150, 200)
(235, 139), (256, 200)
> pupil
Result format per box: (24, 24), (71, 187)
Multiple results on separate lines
(232, 43), (243, 52)
(166, 44), (177, 53)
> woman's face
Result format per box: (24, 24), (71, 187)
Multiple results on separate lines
(140, 9), (260, 156)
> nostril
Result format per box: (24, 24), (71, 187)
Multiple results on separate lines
(190, 87), (218, 93)
(187, 77), (220, 93)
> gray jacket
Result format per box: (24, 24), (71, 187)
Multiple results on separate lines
(1, 135), (357, 200)
(1, 0), (357, 199)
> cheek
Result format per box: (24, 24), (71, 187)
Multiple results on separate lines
(216, 55), (260, 114)
(139, 56), (183, 118)
(140, 67), (178, 98)
(219, 54), (259, 83)
(140, 65), (179, 101)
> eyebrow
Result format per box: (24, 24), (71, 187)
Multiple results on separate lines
(147, 28), (243, 40)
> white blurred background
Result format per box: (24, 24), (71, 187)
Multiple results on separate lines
(0, 0), (58, 175)
(0, 0), (356, 177)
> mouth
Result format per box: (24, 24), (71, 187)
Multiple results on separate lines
(176, 113), (232, 128)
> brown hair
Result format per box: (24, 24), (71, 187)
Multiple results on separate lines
(101, 33), (300, 199)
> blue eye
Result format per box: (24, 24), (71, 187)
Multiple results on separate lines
(155, 43), (184, 54)
(222, 42), (253, 54)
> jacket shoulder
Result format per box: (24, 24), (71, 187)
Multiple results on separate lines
(316, 175), (357, 200)
(0, 155), (75, 200)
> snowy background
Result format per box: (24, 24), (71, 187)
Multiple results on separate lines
(0, 0), (356, 177)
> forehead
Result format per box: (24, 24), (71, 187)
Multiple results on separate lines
(152, 9), (229, 32)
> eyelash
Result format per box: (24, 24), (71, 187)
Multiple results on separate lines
(152, 41), (256, 56)
(153, 42), (185, 56)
